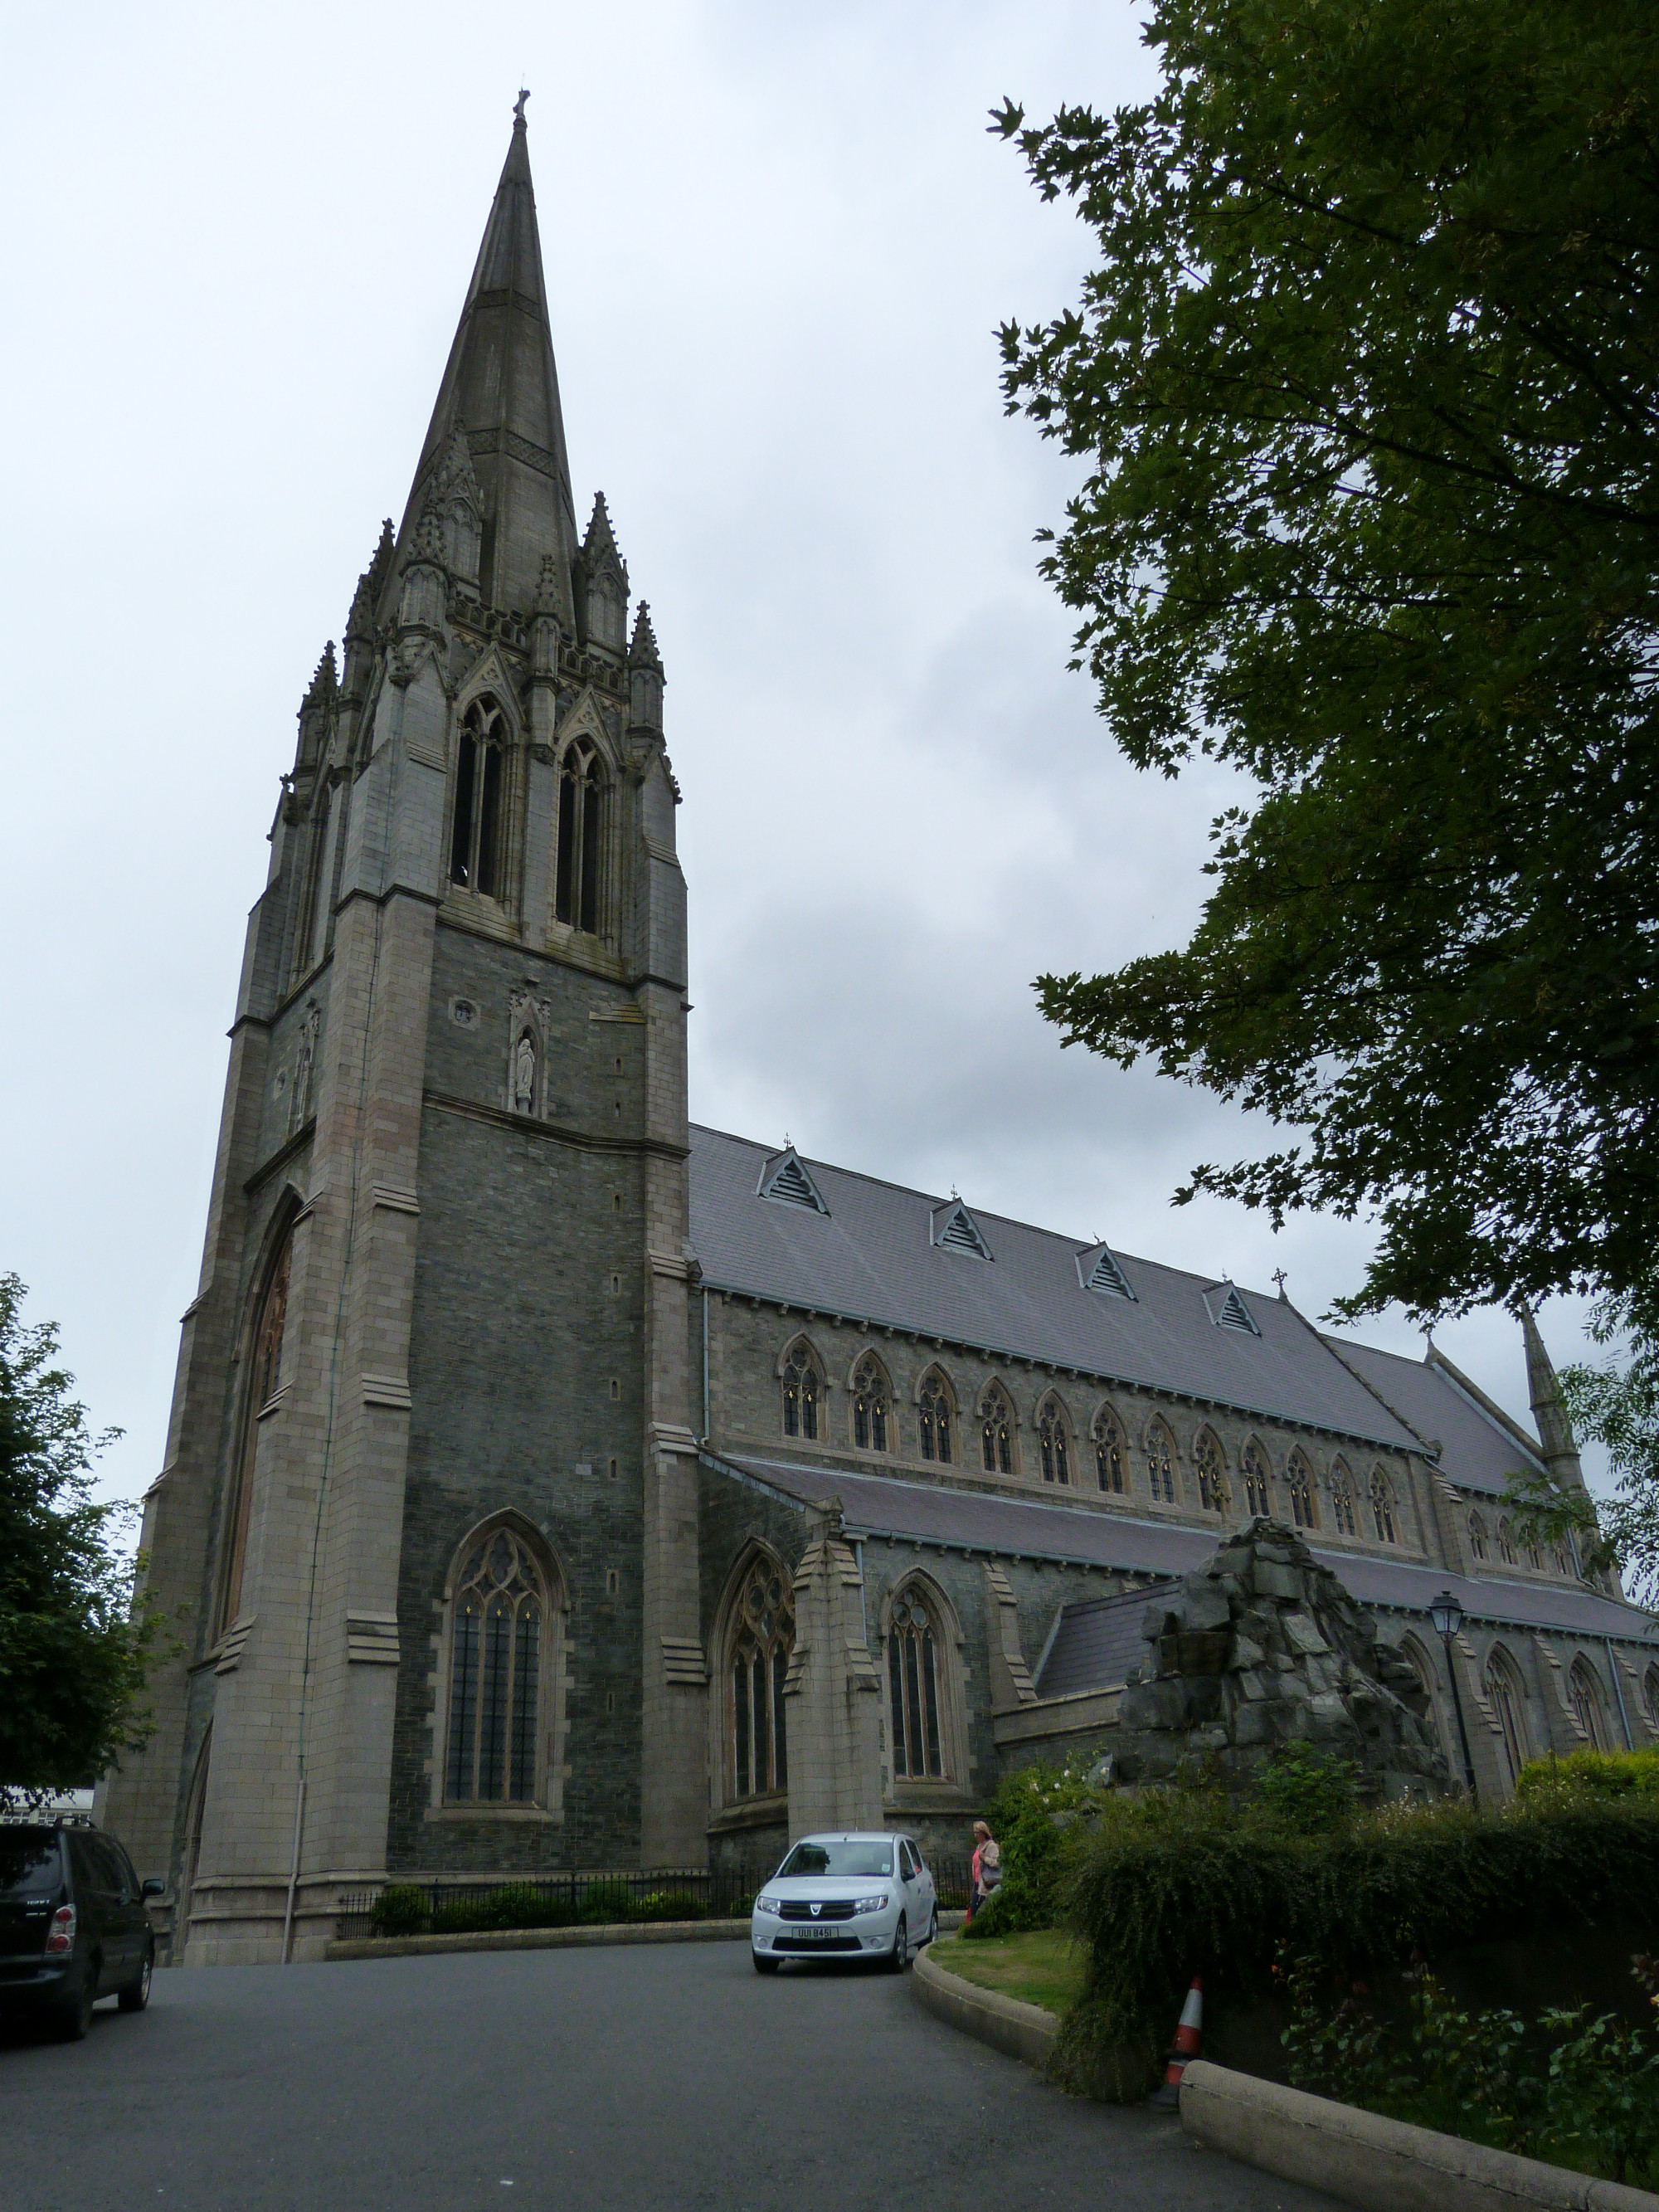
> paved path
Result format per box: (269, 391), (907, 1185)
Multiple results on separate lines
(2, 1945), (1340, 2212)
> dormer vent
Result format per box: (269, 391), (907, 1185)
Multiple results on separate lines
(932, 1201), (991, 1260)
(1211, 1284), (1259, 1336)
(759, 1147), (828, 1215)
(1078, 1245), (1136, 1301)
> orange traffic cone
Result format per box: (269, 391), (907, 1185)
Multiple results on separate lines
(1149, 1976), (1204, 2108)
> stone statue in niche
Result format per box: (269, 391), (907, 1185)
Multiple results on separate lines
(289, 1004), (319, 1136)
(513, 1032), (537, 1115)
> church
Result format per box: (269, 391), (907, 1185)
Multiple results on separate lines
(101, 105), (1659, 1964)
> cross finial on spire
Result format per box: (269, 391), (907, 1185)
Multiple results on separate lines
(513, 88), (529, 125)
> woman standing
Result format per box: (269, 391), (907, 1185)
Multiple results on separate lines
(967, 1820), (1000, 1923)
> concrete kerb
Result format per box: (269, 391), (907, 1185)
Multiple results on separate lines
(328, 1918), (750, 1961)
(1180, 2059), (1659, 2212)
(911, 1941), (1060, 2068)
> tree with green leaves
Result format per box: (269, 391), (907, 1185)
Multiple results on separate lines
(0, 1274), (162, 1803)
(995, 0), (1658, 1333)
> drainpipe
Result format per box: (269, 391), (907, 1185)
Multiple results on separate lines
(700, 1286), (710, 1446)
(1606, 1638), (1636, 1750)
(854, 1539), (868, 1645)
(280, 1771), (307, 1964)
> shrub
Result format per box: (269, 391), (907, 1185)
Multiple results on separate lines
(1517, 1748), (1659, 1802)
(578, 1880), (637, 1925)
(1056, 1789), (1659, 2090)
(429, 1885), (577, 1934)
(634, 1890), (707, 1922)
(962, 1756), (1105, 1938)
(1250, 1743), (1360, 1837)
(371, 1884), (430, 1937)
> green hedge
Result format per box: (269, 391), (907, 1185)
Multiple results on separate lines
(371, 1880), (716, 1938)
(1517, 1747), (1659, 1800)
(1057, 1791), (1659, 2085)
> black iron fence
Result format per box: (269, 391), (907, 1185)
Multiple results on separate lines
(337, 1849), (972, 1943)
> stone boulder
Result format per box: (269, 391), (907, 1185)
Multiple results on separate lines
(1114, 1520), (1449, 1799)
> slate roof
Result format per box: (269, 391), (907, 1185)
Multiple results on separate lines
(689, 1127), (1420, 1449)
(1320, 1337), (1547, 1498)
(1036, 1591), (1152, 1699)
(708, 1450), (1659, 1657)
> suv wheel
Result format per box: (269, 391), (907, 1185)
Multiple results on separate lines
(119, 1948), (153, 2013)
(884, 1916), (908, 1974)
(54, 1962), (96, 2041)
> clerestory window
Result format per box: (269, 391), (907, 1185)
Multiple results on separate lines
(980, 1386), (1013, 1476)
(1194, 1430), (1228, 1513)
(1146, 1421), (1178, 1505)
(852, 1355), (891, 1453)
(918, 1372), (954, 1464)
(1329, 1462), (1357, 1537)
(1094, 1406), (1126, 1495)
(782, 1342), (821, 1442)
(450, 698), (507, 897)
(555, 740), (604, 933)
(1287, 1449), (1317, 1530)
(1370, 1470), (1399, 1545)
(1038, 1397), (1070, 1485)
(1242, 1440), (1272, 1519)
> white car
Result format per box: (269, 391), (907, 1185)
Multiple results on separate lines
(750, 1831), (938, 1974)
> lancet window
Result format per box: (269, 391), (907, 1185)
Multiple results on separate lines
(1497, 1518), (1518, 1566)
(450, 697), (507, 898)
(1094, 1406), (1126, 1495)
(1569, 1659), (1613, 1752)
(1194, 1430), (1228, 1513)
(221, 1228), (293, 1630)
(1484, 1648), (1530, 1789)
(555, 739), (604, 933)
(1370, 1469), (1399, 1545)
(887, 1585), (944, 1781)
(852, 1355), (891, 1453)
(1469, 1510), (1489, 1562)
(918, 1372), (954, 1464)
(1146, 1421), (1178, 1505)
(980, 1385), (1014, 1476)
(781, 1341), (822, 1442)
(1643, 1668), (1659, 1740)
(444, 1524), (551, 1805)
(1242, 1440), (1272, 1519)
(1037, 1397), (1071, 1486)
(730, 1553), (792, 1800)
(1329, 1462), (1357, 1537)
(1287, 1449), (1316, 1530)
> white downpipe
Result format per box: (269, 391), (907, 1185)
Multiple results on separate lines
(280, 1772), (307, 1964)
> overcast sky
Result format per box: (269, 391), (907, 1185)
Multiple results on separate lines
(0, 0), (1608, 1512)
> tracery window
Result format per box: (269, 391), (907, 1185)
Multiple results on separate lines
(1569, 1658), (1613, 1752)
(1242, 1440), (1272, 1519)
(221, 1226), (292, 1630)
(730, 1554), (793, 1800)
(1146, 1421), (1178, 1505)
(1037, 1396), (1071, 1485)
(1094, 1406), (1126, 1495)
(554, 738), (604, 933)
(450, 697), (507, 898)
(1194, 1430), (1228, 1513)
(1497, 1518), (1518, 1566)
(445, 1525), (547, 1805)
(852, 1355), (891, 1453)
(1525, 1533), (1543, 1570)
(1287, 1449), (1317, 1530)
(1469, 1510), (1488, 1562)
(980, 1385), (1013, 1476)
(888, 1586), (944, 1780)
(1329, 1462), (1357, 1537)
(781, 1342), (822, 1441)
(1484, 1648), (1530, 1790)
(1644, 1668), (1659, 1740)
(918, 1371), (954, 1464)
(1370, 1469), (1399, 1545)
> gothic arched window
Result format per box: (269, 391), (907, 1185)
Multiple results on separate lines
(852, 1354), (891, 1453)
(729, 1553), (793, 1801)
(918, 1370), (954, 1464)
(1469, 1509), (1489, 1561)
(1569, 1658), (1613, 1752)
(888, 1585), (944, 1780)
(221, 1225), (293, 1632)
(781, 1340), (822, 1442)
(1146, 1420), (1178, 1504)
(1242, 1439), (1272, 1519)
(450, 697), (507, 898)
(1497, 1518), (1518, 1566)
(1370, 1469), (1399, 1545)
(1194, 1430), (1228, 1513)
(1484, 1647), (1530, 1790)
(1329, 1461), (1357, 1537)
(979, 1385), (1013, 1476)
(555, 739), (605, 933)
(444, 1524), (551, 1805)
(1643, 1667), (1659, 1740)
(1287, 1449), (1316, 1530)
(1037, 1396), (1071, 1485)
(1094, 1405), (1126, 1495)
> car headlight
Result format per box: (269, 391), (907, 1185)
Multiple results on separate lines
(755, 1894), (785, 1917)
(851, 1893), (892, 1916)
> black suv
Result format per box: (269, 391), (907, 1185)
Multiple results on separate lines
(0, 1821), (161, 2039)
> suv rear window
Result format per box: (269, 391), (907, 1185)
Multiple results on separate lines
(0, 1829), (62, 1898)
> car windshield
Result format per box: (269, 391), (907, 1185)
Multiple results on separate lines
(777, 1840), (893, 1879)
(0, 1830), (61, 1898)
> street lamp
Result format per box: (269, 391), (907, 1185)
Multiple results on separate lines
(1429, 1589), (1479, 1800)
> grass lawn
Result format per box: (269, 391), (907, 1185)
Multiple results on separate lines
(931, 1929), (1084, 2018)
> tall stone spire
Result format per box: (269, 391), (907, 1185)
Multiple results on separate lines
(1522, 1307), (1586, 1490)
(385, 92), (580, 626)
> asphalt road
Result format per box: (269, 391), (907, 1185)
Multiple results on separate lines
(2, 1941), (1340, 2212)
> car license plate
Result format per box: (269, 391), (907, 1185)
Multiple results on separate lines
(795, 1923), (842, 1939)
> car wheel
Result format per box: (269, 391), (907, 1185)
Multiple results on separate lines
(926, 1905), (939, 1946)
(54, 1963), (96, 2041)
(752, 1953), (781, 1976)
(885, 1916), (908, 1974)
(118, 1948), (153, 2013)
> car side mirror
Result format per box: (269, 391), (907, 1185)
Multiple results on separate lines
(142, 1878), (166, 1899)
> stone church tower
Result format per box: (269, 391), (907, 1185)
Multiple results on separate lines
(104, 103), (703, 1961)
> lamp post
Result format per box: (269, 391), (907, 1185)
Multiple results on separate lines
(1429, 1589), (1479, 1800)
